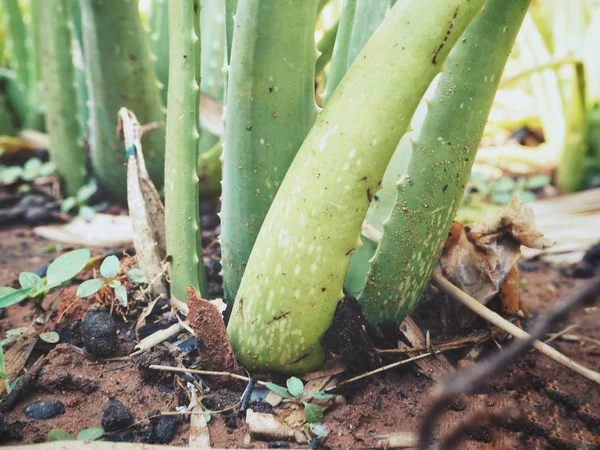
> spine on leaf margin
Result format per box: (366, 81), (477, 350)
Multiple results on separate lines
(220, 0), (319, 304)
(164, 0), (208, 301)
(38, 0), (86, 197)
(227, 0), (486, 373)
(357, 0), (532, 328)
(81, 0), (165, 202)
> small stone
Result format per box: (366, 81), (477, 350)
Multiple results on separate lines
(573, 262), (595, 279)
(155, 416), (178, 444)
(0, 414), (24, 442)
(200, 213), (220, 230)
(81, 308), (118, 357)
(24, 207), (49, 224)
(23, 400), (65, 420)
(101, 398), (133, 432)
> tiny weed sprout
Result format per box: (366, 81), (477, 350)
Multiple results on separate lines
(48, 427), (104, 442)
(60, 181), (98, 220)
(0, 249), (91, 308)
(76, 255), (129, 307)
(0, 158), (54, 186)
(265, 377), (333, 424)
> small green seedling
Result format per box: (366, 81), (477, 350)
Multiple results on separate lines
(0, 249), (91, 309)
(0, 158), (54, 186)
(60, 181), (98, 221)
(76, 255), (128, 307)
(0, 345), (19, 394)
(48, 427), (104, 442)
(264, 377), (336, 424)
(465, 173), (551, 206)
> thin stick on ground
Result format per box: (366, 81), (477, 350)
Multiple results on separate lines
(544, 323), (579, 344)
(432, 271), (600, 385)
(325, 351), (447, 392)
(149, 364), (254, 384)
(419, 273), (600, 450)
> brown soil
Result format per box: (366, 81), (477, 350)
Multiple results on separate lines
(0, 221), (599, 449)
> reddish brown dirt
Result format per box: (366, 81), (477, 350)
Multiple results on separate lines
(0, 222), (599, 449)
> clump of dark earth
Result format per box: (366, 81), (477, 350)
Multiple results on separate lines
(0, 415), (24, 442)
(268, 442), (290, 449)
(81, 307), (118, 357)
(569, 241), (600, 279)
(0, 194), (62, 225)
(23, 400), (65, 420)
(322, 296), (381, 372)
(104, 430), (136, 443)
(142, 411), (178, 444)
(153, 416), (178, 444)
(136, 347), (174, 385)
(101, 398), (133, 432)
(56, 320), (82, 346)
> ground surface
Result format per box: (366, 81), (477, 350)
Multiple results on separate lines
(0, 219), (598, 449)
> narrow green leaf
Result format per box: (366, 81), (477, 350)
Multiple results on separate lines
(0, 166), (23, 185)
(108, 279), (121, 288)
(46, 249), (90, 285)
(114, 285), (128, 307)
(76, 279), (104, 298)
(39, 162), (55, 177)
(76, 182), (98, 203)
(22, 158), (42, 181)
(0, 345), (6, 375)
(0, 288), (32, 308)
(76, 427), (104, 441)
(48, 429), (75, 441)
(19, 272), (43, 289)
(127, 268), (147, 284)
(310, 424), (330, 438)
(526, 174), (551, 190)
(286, 377), (304, 398)
(303, 402), (324, 423)
(309, 391), (337, 400)
(60, 197), (77, 213)
(40, 331), (60, 344)
(0, 287), (16, 297)
(100, 255), (119, 279)
(7, 376), (19, 393)
(264, 382), (291, 399)
(79, 205), (96, 222)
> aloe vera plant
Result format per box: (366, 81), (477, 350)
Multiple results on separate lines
(220, 0), (319, 303)
(164, 0), (208, 301)
(357, 0), (532, 328)
(81, 0), (165, 201)
(227, 0), (486, 373)
(1, 0), (42, 128)
(39, 0), (86, 197)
